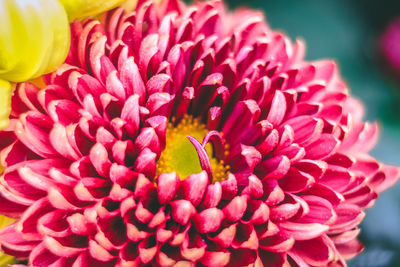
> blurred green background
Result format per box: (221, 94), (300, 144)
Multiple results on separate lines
(224, 0), (400, 266)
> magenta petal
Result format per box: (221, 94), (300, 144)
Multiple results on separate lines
(305, 134), (340, 160)
(138, 238), (158, 264)
(146, 92), (174, 117)
(259, 234), (295, 253)
(229, 144), (261, 172)
(278, 221), (329, 241)
(133, 174), (154, 199)
(257, 155), (290, 180)
(15, 112), (57, 158)
(105, 70), (126, 100)
(90, 143), (112, 178)
(270, 202), (300, 222)
(208, 223), (237, 248)
(319, 165), (354, 193)
(29, 242), (58, 266)
(222, 100), (260, 142)
(146, 74), (172, 95)
(373, 164), (400, 193)
(257, 129), (279, 155)
(134, 127), (161, 155)
(289, 237), (332, 266)
(47, 99), (81, 126)
(279, 167), (315, 193)
(302, 183), (344, 207)
(285, 115), (323, 145)
(200, 250), (231, 267)
(144, 116), (167, 149)
(201, 182), (222, 209)
(0, 184), (33, 216)
(119, 57), (146, 104)
(266, 90), (287, 126)
(170, 200), (196, 225)
(181, 171), (209, 207)
(241, 174), (264, 199)
(232, 223), (258, 250)
(88, 240), (115, 262)
(44, 236), (85, 257)
(50, 123), (81, 160)
(258, 250), (286, 267)
(220, 173), (238, 200)
(296, 195), (336, 224)
(335, 238), (364, 260)
(67, 213), (96, 236)
(134, 148), (157, 178)
(181, 236), (206, 261)
(193, 208), (224, 233)
(329, 204), (365, 235)
(120, 94), (140, 137)
(0, 224), (38, 258)
(157, 172), (180, 205)
(263, 179), (285, 206)
(222, 195), (247, 222)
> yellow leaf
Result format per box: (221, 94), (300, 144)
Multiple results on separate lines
(0, 0), (70, 82)
(59, 0), (126, 21)
(0, 80), (12, 130)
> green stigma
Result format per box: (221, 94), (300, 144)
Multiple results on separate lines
(156, 115), (229, 182)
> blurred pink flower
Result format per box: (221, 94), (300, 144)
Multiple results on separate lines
(0, 0), (398, 266)
(380, 17), (400, 73)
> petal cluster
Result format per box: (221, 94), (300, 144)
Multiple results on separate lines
(0, 0), (398, 266)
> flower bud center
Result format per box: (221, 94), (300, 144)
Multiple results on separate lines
(156, 115), (229, 182)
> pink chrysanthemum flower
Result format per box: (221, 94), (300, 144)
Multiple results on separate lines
(0, 0), (398, 266)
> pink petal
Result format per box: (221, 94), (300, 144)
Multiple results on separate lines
(120, 94), (140, 137)
(290, 237), (333, 266)
(181, 171), (209, 207)
(278, 221), (329, 241)
(305, 134), (340, 160)
(193, 208), (224, 233)
(170, 200), (196, 225)
(222, 195), (248, 222)
(156, 172), (180, 205)
(90, 143), (112, 178)
(266, 90), (287, 126)
(200, 250), (231, 267)
(134, 148), (157, 178)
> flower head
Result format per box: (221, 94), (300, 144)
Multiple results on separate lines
(0, 0), (398, 266)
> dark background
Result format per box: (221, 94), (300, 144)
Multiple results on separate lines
(223, 0), (400, 266)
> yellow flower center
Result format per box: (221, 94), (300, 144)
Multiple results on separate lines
(156, 115), (229, 183)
